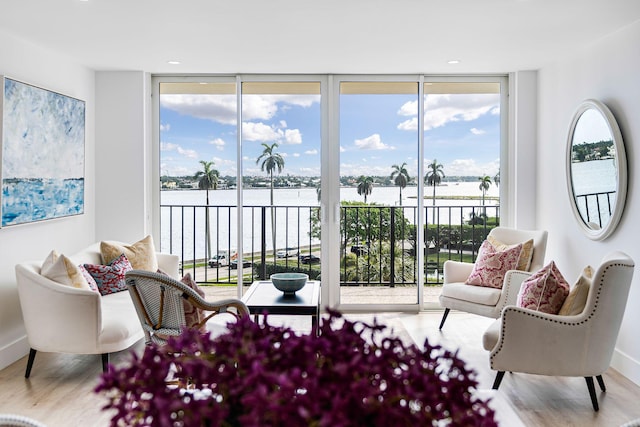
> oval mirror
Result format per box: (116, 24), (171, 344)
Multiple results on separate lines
(566, 99), (627, 240)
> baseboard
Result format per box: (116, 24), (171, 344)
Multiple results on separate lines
(612, 347), (640, 387)
(0, 335), (29, 371)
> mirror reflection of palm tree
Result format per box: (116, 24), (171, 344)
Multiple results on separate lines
(390, 162), (410, 206)
(356, 176), (374, 203)
(194, 160), (219, 259)
(256, 142), (285, 253)
(494, 171), (500, 188)
(425, 159), (445, 206)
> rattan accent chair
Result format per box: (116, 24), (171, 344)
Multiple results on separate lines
(0, 414), (47, 427)
(125, 270), (249, 345)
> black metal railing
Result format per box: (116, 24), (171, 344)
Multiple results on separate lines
(160, 203), (500, 287)
(574, 191), (615, 229)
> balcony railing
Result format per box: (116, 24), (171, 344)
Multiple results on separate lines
(160, 204), (500, 287)
(574, 190), (615, 229)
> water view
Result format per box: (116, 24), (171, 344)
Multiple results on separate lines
(160, 182), (499, 263)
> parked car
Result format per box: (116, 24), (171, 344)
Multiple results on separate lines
(276, 247), (299, 258)
(350, 244), (368, 256)
(230, 260), (252, 269)
(299, 254), (320, 265)
(208, 250), (238, 267)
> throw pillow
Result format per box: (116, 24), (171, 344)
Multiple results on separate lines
(487, 235), (534, 271)
(156, 270), (207, 332)
(181, 273), (207, 331)
(465, 239), (523, 289)
(84, 254), (133, 296)
(41, 250), (93, 291)
(516, 261), (570, 314)
(101, 235), (158, 272)
(558, 265), (593, 316)
(78, 264), (100, 293)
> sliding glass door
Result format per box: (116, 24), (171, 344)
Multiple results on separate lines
(153, 75), (506, 311)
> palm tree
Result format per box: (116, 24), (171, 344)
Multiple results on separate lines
(424, 159), (445, 206)
(256, 142), (285, 252)
(390, 162), (410, 206)
(494, 171), (500, 188)
(256, 142), (285, 206)
(194, 160), (219, 259)
(356, 175), (374, 203)
(478, 175), (492, 207)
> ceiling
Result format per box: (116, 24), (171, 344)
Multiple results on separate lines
(1, 0), (639, 75)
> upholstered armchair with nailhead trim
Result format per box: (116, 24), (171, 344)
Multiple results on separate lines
(483, 251), (635, 411)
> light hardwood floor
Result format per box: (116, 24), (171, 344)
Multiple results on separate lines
(0, 311), (639, 426)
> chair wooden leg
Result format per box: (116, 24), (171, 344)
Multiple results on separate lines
(585, 376), (600, 411)
(492, 371), (505, 390)
(439, 308), (450, 330)
(101, 353), (109, 373)
(25, 348), (37, 379)
(596, 374), (606, 392)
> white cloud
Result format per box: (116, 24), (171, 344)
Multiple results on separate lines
(161, 94), (237, 125)
(293, 153), (301, 157)
(398, 100), (417, 116)
(354, 134), (394, 150)
(160, 123), (171, 132)
(161, 142), (197, 158)
(397, 117), (418, 131)
(209, 138), (226, 150)
(397, 94), (500, 131)
(161, 93), (320, 127)
(470, 128), (485, 135)
(242, 122), (282, 142)
(445, 158), (500, 176)
(340, 146), (346, 152)
(242, 121), (303, 144)
(305, 149), (318, 155)
(284, 128), (302, 144)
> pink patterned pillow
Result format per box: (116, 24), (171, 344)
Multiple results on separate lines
(78, 264), (100, 293)
(466, 240), (523, 289)
(84, 254), (133, 296)
(180, 273), (206, 331)
(156, 270), (206, 331)
(516, 261), (570, 314)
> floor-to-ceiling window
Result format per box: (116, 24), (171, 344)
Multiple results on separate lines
(337, 80), (421, 308)
(422, 78), (504, 308)
(153, 75), (506, 311)
(240, 80), (322, 289)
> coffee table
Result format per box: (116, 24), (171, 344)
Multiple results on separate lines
(242, 280), (321, 335)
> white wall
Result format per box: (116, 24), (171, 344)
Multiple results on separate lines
(538, 21), (640, 385)
(95, 71), (151, 242)
(0, 29), (95, 368)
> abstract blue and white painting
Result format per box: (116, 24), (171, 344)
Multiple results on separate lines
(1, 77), (85, 226)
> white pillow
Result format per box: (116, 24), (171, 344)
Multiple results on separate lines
(41, 250), (93, 291)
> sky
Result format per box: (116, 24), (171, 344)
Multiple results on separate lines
(159, 85), (501, 182)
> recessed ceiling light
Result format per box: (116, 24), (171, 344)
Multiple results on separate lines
(167, 60), (181, 65)
(447, 60), (460, 65)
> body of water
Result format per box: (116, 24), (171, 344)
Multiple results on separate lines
(570, 159), (617, 226)
(160, 182), (499, 262)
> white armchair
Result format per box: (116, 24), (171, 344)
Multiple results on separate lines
(438, 227), (548, 329)
(483, 251), (635, 411)
(15, 243), (180, 377)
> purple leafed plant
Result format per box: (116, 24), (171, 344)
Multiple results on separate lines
(96, 310), (497, 426)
